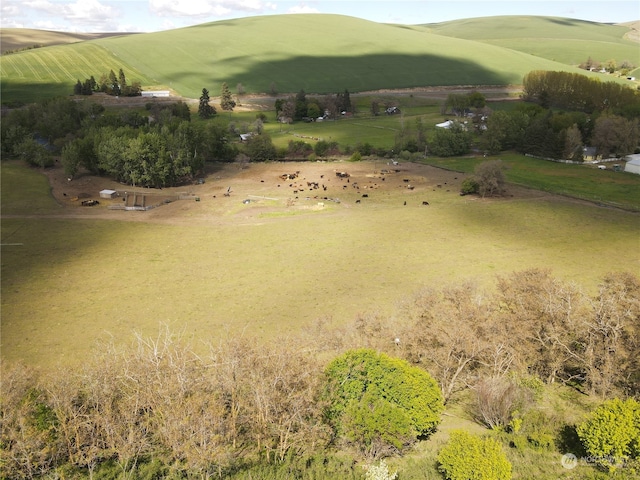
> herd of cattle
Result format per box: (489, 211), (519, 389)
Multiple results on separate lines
(268, 167), (440, 206)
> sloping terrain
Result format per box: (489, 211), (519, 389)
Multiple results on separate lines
(0, 28), (137, 53)
(0, 14), (613, 103)
(424, 16), (640, 69)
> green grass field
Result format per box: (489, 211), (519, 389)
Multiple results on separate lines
(2, 159), (638, 370)
(3, 14), (632, 103)
(0, 41), (156, 102)
(425, 16), (640, 63)
(421, 154), (640, 211)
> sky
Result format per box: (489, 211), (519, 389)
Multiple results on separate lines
(1, 0), (638, 33)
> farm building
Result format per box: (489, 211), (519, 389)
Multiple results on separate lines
(436, 120), (467, 130)
(99, 189), (117, 199)
(436, 120), (455, 129)
(624, 155), (640, 175)
(141, 90), (170, 98)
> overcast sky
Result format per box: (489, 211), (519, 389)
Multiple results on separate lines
(1, 0), (638, 33)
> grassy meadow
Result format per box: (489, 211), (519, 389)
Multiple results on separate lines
(2, 14), (634, 103)
(425, 16), (640, 70)
(2, 159), (639, 370)
(422, 153), (640, 210)
(0, 41), (156, 102)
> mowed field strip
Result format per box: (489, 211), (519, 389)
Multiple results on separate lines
(2, 160), (638, 369)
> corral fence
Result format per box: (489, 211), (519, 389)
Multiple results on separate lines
(108, 191), (195, 211)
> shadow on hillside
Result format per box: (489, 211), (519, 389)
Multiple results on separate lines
(0, 79), (71, 104)
(195, 53), (515, 96)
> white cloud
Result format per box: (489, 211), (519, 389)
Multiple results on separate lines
(63, 0), (117, 22)
(287, 5), (320, 14)
(149, 0), (276, 18)
(11, 0), (120, 31)
(1, 3), (20, 17)
(22, 0), (59, 15)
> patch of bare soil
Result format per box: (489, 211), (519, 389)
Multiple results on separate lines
(41, 159), (556, 226)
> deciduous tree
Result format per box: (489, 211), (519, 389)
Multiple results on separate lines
(474, 159), (506, 198)
(323, 349), (443, 458)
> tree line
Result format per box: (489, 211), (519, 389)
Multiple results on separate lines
(522, 70), (640, 115)
(1, 97), (236, 186)
(432, 77), (640, 160)
(275, 89), (353, 123)
(2, 269), (638, 478)
(73, 68), (141, 97)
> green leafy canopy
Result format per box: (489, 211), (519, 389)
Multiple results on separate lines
(323, 349), (444, 456)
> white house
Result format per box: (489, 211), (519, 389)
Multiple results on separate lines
(624, 154), (640, 175)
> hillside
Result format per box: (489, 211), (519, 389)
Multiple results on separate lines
(0, 14), (635, 103)
(424, 16), (640, 70)
(0, 28), (138, 53)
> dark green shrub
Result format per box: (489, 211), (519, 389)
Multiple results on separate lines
(460, 177), (479, 195)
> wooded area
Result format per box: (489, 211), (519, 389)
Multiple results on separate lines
(2, 270), (638, 478)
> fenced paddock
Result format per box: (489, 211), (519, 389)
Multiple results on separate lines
(107, 191), (186, 211)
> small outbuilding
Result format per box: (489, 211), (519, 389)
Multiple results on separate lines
(624, 155), (640, 175)
(141, 90), (170, 98)
(99, 189), (117, 199)
(436, 120), (455, 129)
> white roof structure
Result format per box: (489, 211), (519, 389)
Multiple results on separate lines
(435, 120), (455, 129)
(624, 154), (640, 175)
(141, 90), (170, 97)
(99, 189), (117, 198)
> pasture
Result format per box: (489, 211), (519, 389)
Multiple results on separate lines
(0, 41), (156, 102)
(425, 16), (640, 70)
(2, 159), (639, 370)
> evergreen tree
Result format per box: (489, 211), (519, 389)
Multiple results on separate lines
(108, 69), (120, 96)
(82, 79), (93, 95)
(118, 68), (127, 90)
(220, 82), (236, 114)
(198, 88), (216, 119)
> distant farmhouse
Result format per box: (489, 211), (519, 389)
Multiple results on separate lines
(583, 147), (599, 162)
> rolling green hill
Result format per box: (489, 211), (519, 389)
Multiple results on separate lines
(0, 28), (138, 53)
(1, 14), (635, 103)
(424, 16), (640, 69)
